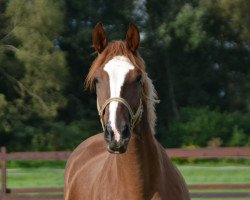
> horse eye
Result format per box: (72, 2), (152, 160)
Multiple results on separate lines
(93, 77), (99, 85)
(136, 74), (142, 84)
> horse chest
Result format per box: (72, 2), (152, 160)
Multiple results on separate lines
(89, 161), (144, 200)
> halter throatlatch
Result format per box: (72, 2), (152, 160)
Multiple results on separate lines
(97, 97), (143, 131)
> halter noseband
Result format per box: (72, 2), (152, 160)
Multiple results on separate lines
(97, 97), (143, 131)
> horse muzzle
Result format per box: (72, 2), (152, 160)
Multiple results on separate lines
(104, 122), (130, 154)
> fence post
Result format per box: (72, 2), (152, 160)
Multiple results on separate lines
(1, 146), (7, 198)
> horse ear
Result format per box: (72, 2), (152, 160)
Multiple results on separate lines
(126, 23), (140, 53)
(93, 22), (107, 53)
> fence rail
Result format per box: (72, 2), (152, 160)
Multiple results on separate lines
(1, 146), (250, 199)
(166, 147), (250, 158)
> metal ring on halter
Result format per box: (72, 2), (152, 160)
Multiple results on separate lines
(97, 97), (143, 131)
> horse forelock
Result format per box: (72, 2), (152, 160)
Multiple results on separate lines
(85, 40), (158, 135)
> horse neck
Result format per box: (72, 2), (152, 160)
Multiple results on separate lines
(114, 111), (162, 196)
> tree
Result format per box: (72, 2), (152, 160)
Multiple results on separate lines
(217, 0), (250, 43)
(1, 0), (249, 150)
(6, 0), (68, 118)
(144, 0), (250, 146)
(0, 0), (68, 150)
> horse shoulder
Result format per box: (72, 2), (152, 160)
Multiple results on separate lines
(66, 133), (105, 169)
(65, 133), (108, 200)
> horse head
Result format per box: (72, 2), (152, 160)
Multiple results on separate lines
(87, 22), (144, 154)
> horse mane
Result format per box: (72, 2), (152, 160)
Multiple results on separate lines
(142, 74), (158, 135)
(85, 40), (158, 135)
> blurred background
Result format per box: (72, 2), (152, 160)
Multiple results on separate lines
(1, 0), (250, 151)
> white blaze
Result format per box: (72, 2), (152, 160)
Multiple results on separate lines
(104, 56), (135, 141)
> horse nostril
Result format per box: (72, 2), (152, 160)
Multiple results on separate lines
(122, 124), (130, 139)
(104, 122), (113, 141)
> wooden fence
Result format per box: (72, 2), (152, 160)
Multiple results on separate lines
(1, 146), (250, 199)
(0, 147), (70, 200)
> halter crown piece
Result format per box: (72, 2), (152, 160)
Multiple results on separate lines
(97, 97), (143, 131)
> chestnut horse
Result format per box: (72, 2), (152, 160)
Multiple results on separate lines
(64, 23), (190, 200)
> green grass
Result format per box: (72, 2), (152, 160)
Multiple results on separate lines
(178, 165), (250, 200)
(1, 161), (66, 188)
(1, 163), (250, 200)
(179, 165), (250, 184)
(5, 168), (64, 188)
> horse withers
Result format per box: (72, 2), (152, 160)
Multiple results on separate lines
(64, 22), (190, 200)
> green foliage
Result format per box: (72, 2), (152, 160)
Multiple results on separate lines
(145, 0), (250, 145)
(30, 119), (100, 151)
(173, 4), (207, 50)
(217, 0), (250, 42)
(0, 0), (70, 150)
(165, 107), (250, 147)
(0, 94), (7, 117)
(5, 0), (68, 118)
(159, 3), (207, 50)
(229, 126), (250, 146)
(1, 0), (250, 150)
(2, 117), (100, 151)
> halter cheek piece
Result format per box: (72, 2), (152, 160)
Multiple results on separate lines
(97, 97), (143, 131)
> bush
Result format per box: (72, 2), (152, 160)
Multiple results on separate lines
(228, 126), (250, 146)
(30, 119), (100, 151)
(165, 106), (250, 147)
(1, 117), (101, 151)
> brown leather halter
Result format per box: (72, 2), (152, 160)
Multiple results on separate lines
(97, 97), (143, 131)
